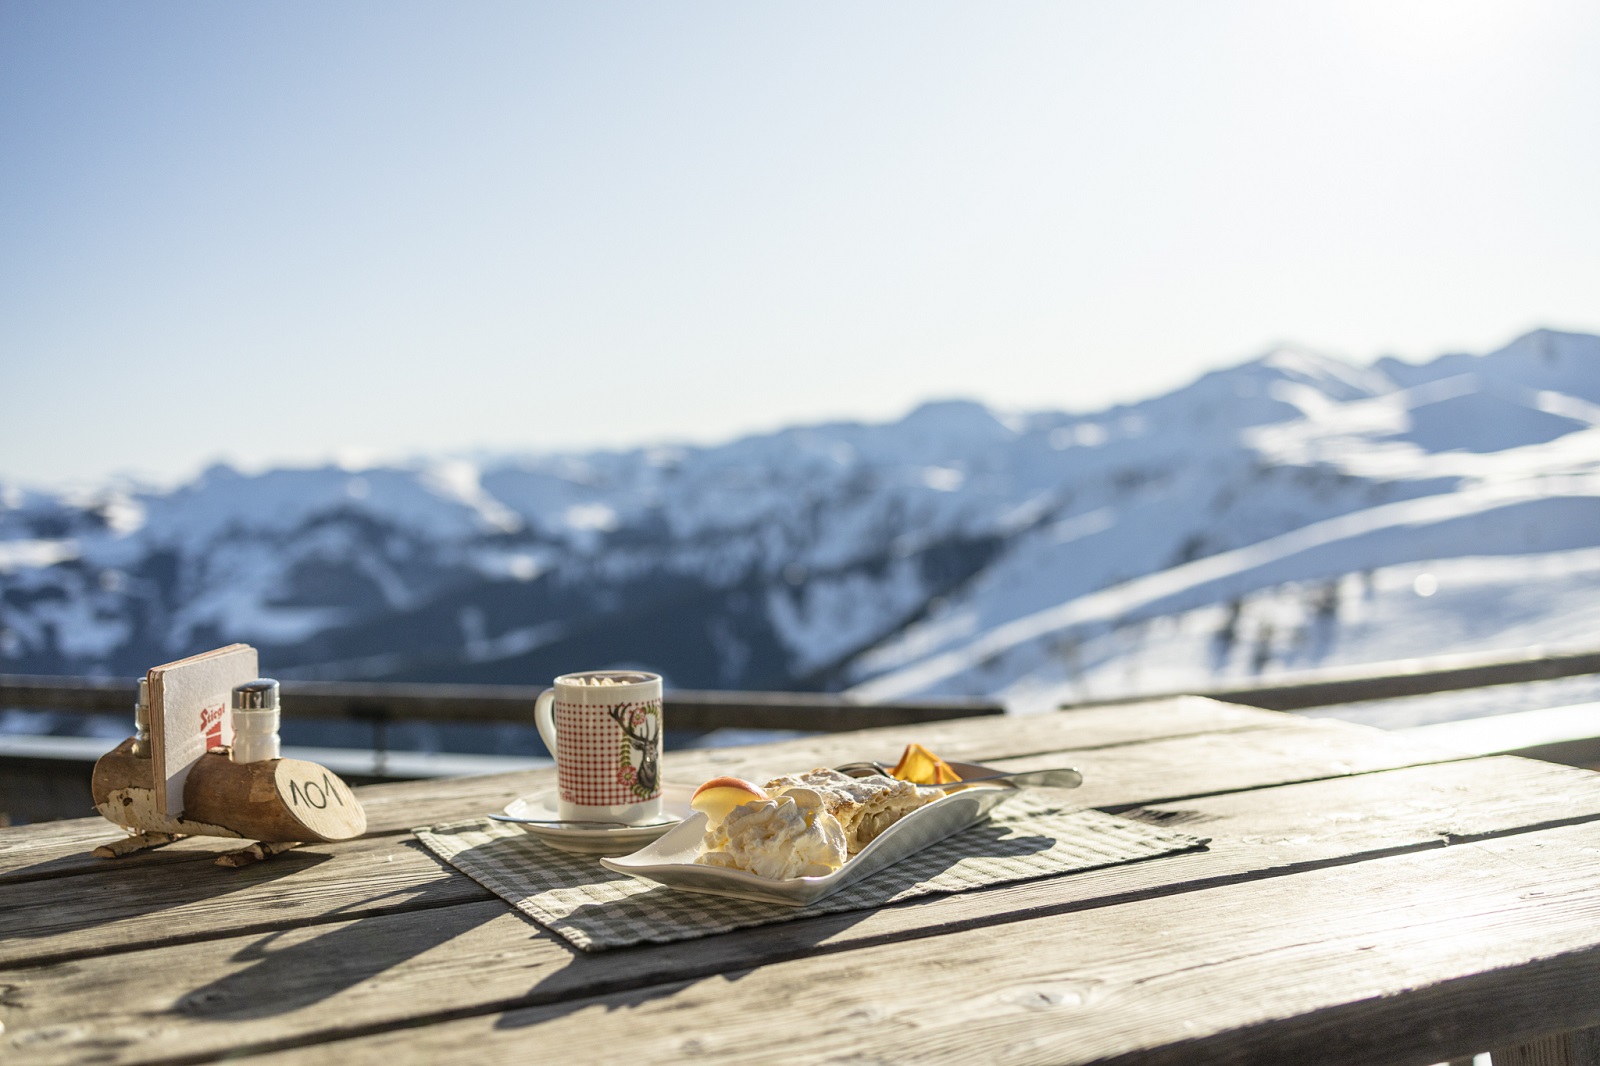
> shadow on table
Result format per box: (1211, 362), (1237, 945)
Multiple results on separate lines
(1, 848), (330, 949)
(0, 835), (197, 884)
(172, 841), (497, 1021)
(496, 821), (1055, 1028)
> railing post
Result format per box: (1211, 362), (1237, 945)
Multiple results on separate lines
(349, 704), (391, 778)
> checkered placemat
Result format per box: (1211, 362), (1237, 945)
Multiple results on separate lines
(414, 795), (1209, 952)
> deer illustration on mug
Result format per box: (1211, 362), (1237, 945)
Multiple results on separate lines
(609, 702), (661, 799)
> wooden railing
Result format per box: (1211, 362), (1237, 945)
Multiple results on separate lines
(3, 642), (1599, 816)
(0, 675), (1003, 733)
(1058, 644), (1600, 712)
(5, 641), (1600, 729)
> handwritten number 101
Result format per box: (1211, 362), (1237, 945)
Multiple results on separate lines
(289, 773), (346, 810)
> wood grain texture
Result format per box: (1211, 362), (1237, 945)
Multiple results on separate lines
(89, 746), (366, 844)
(0, 714), (1470, 969)
(1403, 704), (1600, 772)
(90, 739), (239, 838)
(998, 715), (1468, 812)
(0, 832), (491, 968)
(344, 708), (1460, 836)
(219, 819), (1600, 1066)
(5, 757), (1598, 1066)
(91, 831), (180, 859)
(0, 698), (1286, 884)
(184, 752), (365, 843)
(1494, 1026), (1600, 1066)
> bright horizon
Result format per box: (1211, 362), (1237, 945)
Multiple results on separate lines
(3, 1), (1598, 488)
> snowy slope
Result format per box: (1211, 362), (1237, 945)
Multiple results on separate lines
(3, 328), (1598, 698)
(847, 329), (1600, 706)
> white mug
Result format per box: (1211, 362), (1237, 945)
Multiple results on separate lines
(534, 670), (664, 823)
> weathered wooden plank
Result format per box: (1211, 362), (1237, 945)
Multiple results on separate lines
(6, 757), (1599, 1065)
(0, 714), (1466, 968)
(349, 709), (1455, 833)
(199, 819), (1600, 1066)
(0, 698), (1283, 884)
(1008, 714), (1470, 812)
(0, 833), (491, 969)
(0, 817), (139, 881)
(1494, 1026), (1600, 1066)
(1402, 703), (1600, 771)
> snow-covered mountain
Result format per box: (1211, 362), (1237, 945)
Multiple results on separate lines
(4, 328), (1599, 707)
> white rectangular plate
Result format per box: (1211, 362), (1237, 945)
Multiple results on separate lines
(599, 761), (1036, 906)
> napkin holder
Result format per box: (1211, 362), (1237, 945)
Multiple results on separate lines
(90, 646), (367, 866)
(92, 741), (368, 865)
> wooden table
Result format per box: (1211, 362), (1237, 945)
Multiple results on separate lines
(4, 697), (1600, 1065)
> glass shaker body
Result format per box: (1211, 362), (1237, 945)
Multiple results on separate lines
(232, 678), (282, 763)
(131, 677), (152, 757)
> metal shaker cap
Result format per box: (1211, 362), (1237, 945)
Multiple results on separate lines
(232, 678), (280, 711)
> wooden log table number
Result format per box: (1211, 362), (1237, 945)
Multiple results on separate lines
(90, 645), (366, 866)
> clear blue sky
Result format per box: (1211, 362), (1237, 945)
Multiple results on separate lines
(2, 1), (1597, 486)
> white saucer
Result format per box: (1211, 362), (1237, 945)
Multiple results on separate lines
(502, 784), (696, 855)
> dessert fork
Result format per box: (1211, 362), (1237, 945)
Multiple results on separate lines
(832, 762), (1083, 791)
(488, 814), (678, 829)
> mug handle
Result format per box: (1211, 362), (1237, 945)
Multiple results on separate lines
(534, 688), (558, 759)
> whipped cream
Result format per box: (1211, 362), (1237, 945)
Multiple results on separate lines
(695, 791), (848, 879)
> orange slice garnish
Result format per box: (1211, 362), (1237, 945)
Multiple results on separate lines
(890, 743), (963, 785)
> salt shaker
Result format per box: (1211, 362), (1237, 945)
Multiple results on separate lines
(131, 677), (152, 758)
(231, 678), (282, 763)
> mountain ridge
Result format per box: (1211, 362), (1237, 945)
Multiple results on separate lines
(3, 328), (1598, 705)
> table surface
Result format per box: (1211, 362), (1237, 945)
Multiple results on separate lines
(4, 697), (1600, 1066)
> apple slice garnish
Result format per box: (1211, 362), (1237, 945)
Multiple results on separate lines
(690, 776), (769, 828)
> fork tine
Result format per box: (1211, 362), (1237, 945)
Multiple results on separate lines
(833, 760), (894, 778)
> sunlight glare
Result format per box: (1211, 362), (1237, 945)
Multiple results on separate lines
(1348, 0), (1533, 67)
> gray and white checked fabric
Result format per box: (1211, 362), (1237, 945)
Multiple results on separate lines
(414, 794), (1208, 952)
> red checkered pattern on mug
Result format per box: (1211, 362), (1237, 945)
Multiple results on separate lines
(554, 698), (662, 806)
